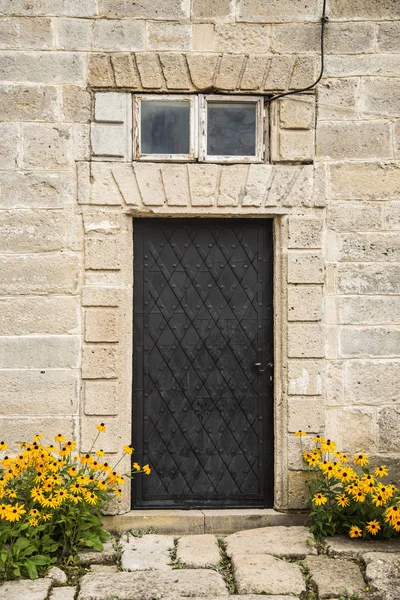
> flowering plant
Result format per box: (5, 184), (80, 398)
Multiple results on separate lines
(0, 426), (150, 580)
(295, 431), (400, 540)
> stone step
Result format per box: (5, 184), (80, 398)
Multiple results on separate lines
(103, 508), (306, 535)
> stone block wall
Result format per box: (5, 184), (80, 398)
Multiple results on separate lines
(0, 0), (399, 511)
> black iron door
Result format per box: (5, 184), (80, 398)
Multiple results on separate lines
(132, 218), (274, 508)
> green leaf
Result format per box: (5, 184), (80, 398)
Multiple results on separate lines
(24, 559), (38, 580)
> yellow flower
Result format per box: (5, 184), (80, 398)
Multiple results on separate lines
(95, 449), (105, 457)
(80, 454), (92, 466)
(353, 488), (366, 503)
(312, 435), (324, 444)
(29, 508), (40, 517)
(6, 489), (17, 499)
(65, 440), (76, 451)
(321, 439), (336, 452)
(123, 445), (134, 454)
(85, 492), (98, 505)
(0, 504), (8, 519)
(349, 525), (362, 538)
(337, 467), (356, 483)
(69, 493), (82, 504)
(0, 441), (7, 452)
(353, 452), (369, 467)
(143, 464), (151, 476)
(385, 505), (400, 524)
(374, 465), (389, 478)
(312, 493), (327, 506)
(366, 520), (381, 535)
(320, 462), (336, 479)
(97, 480), (108, 491)
(336, 494), (350, 508)
(59, 446), (72, 457)
(294, 430), (307, 437)
(29, 518), (39, 527)
(5, 503), (26, 522)
(372, 492), (386, 507)
(132, 462), (141, 471)
(96, 423), (106, 433)
(54, 434), (66, 443)
(42, 513), (52, 521)
(31, 487), (44, 501)
(68, 466), (78, 477)
(33, 435), (43, 442)
(391, 519), (400, 532)
(112, 487), (123, 497)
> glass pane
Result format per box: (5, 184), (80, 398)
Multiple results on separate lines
(207, 102), (257, 156)
(140, 100), (190, 155)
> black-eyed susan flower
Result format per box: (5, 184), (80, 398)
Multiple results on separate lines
(54, 434), (66, 443)
(143, 464), (151, 475)
(5, 503), (26, 522)
(0, 441), (7, 451)
(372, 493), (385, 507)
(349, 525), (362, 538)
(123, 445), (134, 454)
(294, 430), (307, 437)
(321, 439), (336, 452)
(96, 423), (106, 433)
(366, 520), (381, 535)
(392, 519), (400, 532)
(312, 493), (327, 506)
(354, 452), (369, 467)
(374, 465), (389, 478)
(336, 494), (350, 508)
(42, 513), (52, 521)
(85, 492), (98, 505)
(95, 449), (105, 457)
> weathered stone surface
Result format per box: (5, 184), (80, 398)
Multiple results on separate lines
(0, 171), (74, 208)
(0, 16), (53, 49)
(85, 237), (121, 270)
(136, 53), (163, 89)
(378, 407), (400, 452)
(340, 327), (400, 358)
(287, 252), (325, 284)
(378, 22), (400, 53)
(0, 0), (96, 16)
(57, 17), (92, 50)
(331, 407), (376, 452)
(305, 556), (365, 599)
(280, 96), (315, 129)
(159, 54), (192, 90)
(237, 0), (319, 22)
(339, 297), (400, 325)
(78, 570), (229, 599)
(0, 209), (66, 253)
(329, 163), (400, 200)
(288, 218), (322, 249)
(98, 0), (189, 19)
(339, 232), (400, 262)
(88, 53), (114, 87)
(49, 587), (77, 600)
(61, 85), (91, 122)
(121, 534), (174, 571)
(317, 121), (392, 160)
(187, 54), (218, 89)
(91, 123), (127, 158)
(0, 83), (57, 121)
(0, 296), (78, 335)
(85, 308), (118, 343)
(90, 565), (119, 573)
(0, 335), (79, 369)
(329, 0), (400, 20)
(192, 0), (232, 20)
(277, 129), (315, 162)
(0, 51), (85, 83)
(214, 55), (244, 90)
(288, 397), (324, 433)
(288, 285), (322, 321)
(84, 380), (118, 415)
(0, 578), (53, 600)
(288, 324), (325, 358)
(346, 360), (400, 404)
(318, 78), (358, 120)
(0, 417), (74, 454)
(364, 553), (400, 600)
(82, 287), (119, 307)
(147, 22), (191, 51)
(78, 541), (117, 565)
(226, 526), (316, 558)
(328, 202), (382, 232)
(360, 78), (400, 118)
(22, 124), (72, 169)
(288, 360), (324, 396)
(93, 20), (145, 52)
(233, 554), (306, 596)
(82, 345), (118, 379)
(325, 536), (400, 559)
(0, 123), (18, 169)
(0, 254), (79, 295)
(48, 566), (68, 585)
(214, 24), (270, 53)
(337, 264), (400, 294)
(177, 534), (220, 568)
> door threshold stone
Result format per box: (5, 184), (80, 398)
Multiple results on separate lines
(103, 509), (307, 534)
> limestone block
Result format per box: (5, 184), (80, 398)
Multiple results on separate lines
(329, 0), (400, 19)
(88, 53), (114, 87)
(0, 296), (78, 335)
(91, 123), (128, 158)
(0, 123), (19, 169)
(326, 361), (344, 406)
(287, 253), (325, 284)
(134, 164), (165, 205)
(326, 536), (400, 560)
(88, 162), (139, 206)
(0, 370), (78, 416)
(0, 17), (53, 49)
(85, 308), (119, 343)
(188, 164), (218, 205)
(378, 22), (400, 52)
(218, 166), (247, 206)
(290, 56), (316, 89)
(159, 53), (192, 90)
(340, 327), (400, 357)
(242, 164), (273, 206)
(233, 554), (306, 595)
(288, 471), (309, 509)
(360, 77), (400, 117)
(0, 51), (85, 83)
(0, 578), (53, 600)
(83, 213), (122, 234)
(305, 556), (365, 599)
(72, 122), (89, 161)
(378, 407), (400, 453)
(0, 0), (96, 16)
(329, 163), (400, 200)
(288, 285), (323, 321)
(214, 55), (244, 90)
(288, 218), (322, 249)
(49, 587), (77, 600)
(85, 237), (121, 270)
(0, 18), (19, 48)
(237, 0), (319, 22)
(120, 534), (174, 571)
(95, 92), (129, 123)
(84, 380), (119, 415)
(317, 121), (392, 160)
(364, 553), (400, 600)
(93, 20), (145, 52)
(186, 54), (218, 89)
(264, 55), (293, 91)
(136, 53), (163, 89)
(214, 24), (270, 54)
(193, 24), (215, 52)
(317, 78), (358, 121)
(0, 417), (75, 453)
(334, 408), (376, 452)
(0, 209), (66, 253)
(0, 84), (57, 121)
(82, 287), (119, 307)
(192, 0), (233, 20)
(241, 55), (268, 90)
(82, 345), (118, 379)
(386, 201), (400, 230)
(338, 263), (400, 295)
(0, 254), (79, 295)
(111, 53), (141, 88)
(288, 359), (324, 396)
(59, 85), (89, 123)
(99, 0), (189, 19)
(22, 124), (72, 169)
(338, 232), (400, 262)
(288, 324), (325, 358)
(78, 541), (117, 565)
(347, 360), (400, 405)
(277, 130), (315, 162)
(81, 416), (121, 453)
(0, 171), (73, 209)
(57, 17), (92, 50)
(0, 336), (79, 369)
(288, 397), (325, 433)
(147, 22), (191, 51)
(78, 570), (228, 600)
(226, 526), (315, 559)
(280, 97), (315, 129)
(161, 165), (190, 206)
(325, 55), (400, 78)
(328, 202), (382, 232)
(48, 566), (68, 585)
(176, 535), (220, 568)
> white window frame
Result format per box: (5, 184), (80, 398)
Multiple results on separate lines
(199, 95), (265, 163)
(133, 94), (198, 162)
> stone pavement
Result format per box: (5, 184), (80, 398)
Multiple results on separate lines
(1, 526), (400, 600)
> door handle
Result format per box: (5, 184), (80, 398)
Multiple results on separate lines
(255, 361), (273, 373)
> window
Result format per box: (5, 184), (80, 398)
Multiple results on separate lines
(133, 94), (265, 163)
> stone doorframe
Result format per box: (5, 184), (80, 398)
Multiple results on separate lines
(77, 60), (325, 513)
